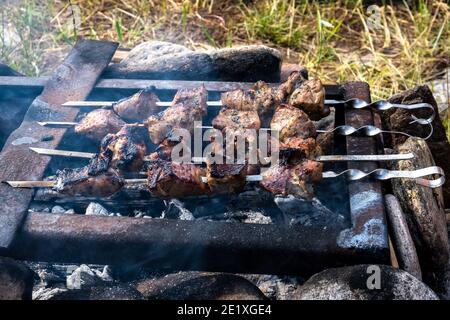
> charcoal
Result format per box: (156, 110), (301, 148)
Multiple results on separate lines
(162, 199), (195, 221)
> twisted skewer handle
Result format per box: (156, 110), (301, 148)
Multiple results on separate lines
(326, 99), (435, 125)
(317, 122), (434, 140)
(322, 166), (445, 188)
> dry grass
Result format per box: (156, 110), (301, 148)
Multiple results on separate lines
(0, 0), (449, 136)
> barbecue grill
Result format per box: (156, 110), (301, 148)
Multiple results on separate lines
(0, 39), (440, 277)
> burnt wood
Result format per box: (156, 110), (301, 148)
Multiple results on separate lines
(0, 39), (118, 253)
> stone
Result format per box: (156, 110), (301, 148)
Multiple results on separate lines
(294, 265), (438, 300)
(85, 202), (109, 216)
(389, 138), (449, 277)
(103, 41), (282, 82)
(65, 209), (75, 214)
(384, 194), (422, 280)
(0, 257), (34, 300)
(385, 85), (450, 207)
(66, 264), (101, 290)
(135, 272), (267, 300)
(51, 205), (66, 214)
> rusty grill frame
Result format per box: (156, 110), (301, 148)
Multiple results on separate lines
(0, 40), (389, 276)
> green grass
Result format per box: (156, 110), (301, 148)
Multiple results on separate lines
(0, 0), (448, 137)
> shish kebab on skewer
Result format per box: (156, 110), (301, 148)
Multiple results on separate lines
(8, 73), (443, 197)
(10, 98), (444, 196)
(40, 71), (435, 137)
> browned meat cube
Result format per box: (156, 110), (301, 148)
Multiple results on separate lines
(260, 160), (323, 199)
(54, 167), (124, 197)
(112, 87), (160, 122)
(270, 104), (316, 142)
(289, 78), (328, 120)
(275, 71), (307, 103)
(206, 162), (248, 193)
(279, 137), (322, 164)
(98, 124), (148, 173)
(212, 108), (261, 132)
(145, 86), (208, 144)
(147, 159), (209, 198)
(75, 109), (126, 143)
(220, 81), (277, 127)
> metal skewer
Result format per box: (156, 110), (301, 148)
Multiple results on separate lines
(4, 179), (147, 188)
(5, 166), (443, 189)
(29, 147), (415, 162)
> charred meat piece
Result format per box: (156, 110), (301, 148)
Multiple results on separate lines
(147, 159), (209, 198)
(275, 71), (307, 103)
(270, 104), (316, 142)
(98, 124), (148, 173)
(206, 162), (248, 193)
(150, 131), (192, 161)
(279, 137), (322, 164)
(146, 86), (208, 144)
(112, 87), (160, 122)
(54, 167), (124, 197)
(260, 160), (323, 199)
(212, 108), (261, 132)
(220, 81), (276, 127)
(75, 109), (126, 143)
(289, 78), (328, 120)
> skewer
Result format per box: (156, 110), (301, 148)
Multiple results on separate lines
(3, 179), (147, 188)
(29, 147), (415, 162)
(5, 166), (443, 189)
(62, 99), (434, 124)
(37, 121), (145, 127)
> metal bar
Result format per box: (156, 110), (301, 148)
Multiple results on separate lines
(341, 82), (389, 260)
(0, 75), (341, 95)
(0, 39), (119, 252)
(9, 212), (378, 276)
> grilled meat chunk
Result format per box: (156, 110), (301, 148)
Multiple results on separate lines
(147, 159), (209, 198)
(98, 124), (148, 173)
(260, 160), (323, 199)
(279, 137), (322, 164)
(146, 86), (208, 144)
(289, 78), (328, 120)
(75, 109), (126, 143)
(112, 87), (160, 122)
(270, 104), (316, 142)
(212, 108), (261, 132)
(206, 162), (248, 193)
(275, 71), (307, 103)
(54, 167), (124, 197)
(220, 81), (276, 127)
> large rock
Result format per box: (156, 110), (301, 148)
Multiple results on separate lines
(295, 265), (438, 300)
(389, 138), (449, 278)
(385, 85), (450, 207)
(135, 271), (267, 300)
(0, 257), (34, 300)
(103, 41), (282, 82)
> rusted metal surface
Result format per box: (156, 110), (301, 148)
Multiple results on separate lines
(0, 75), (341, 96)
(338, 82), (389, 261)
(10, 212), (379, 276)
(0, 39), (118, 253)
